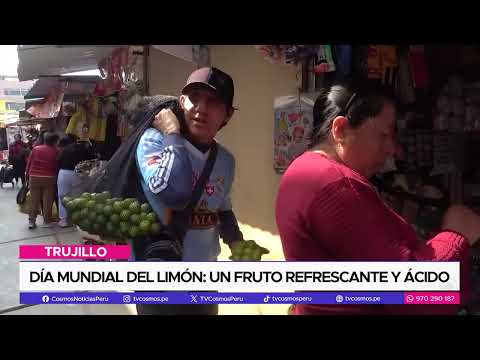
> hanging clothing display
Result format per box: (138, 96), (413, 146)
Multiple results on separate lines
(314, 45), (336, 74)
(396, 46), (416, 104)
(65, 96), (106, 142)
(273, 94), (315, 174)
(409, 45), (429, 89)
(379, 45), (398, 87)
(333, 45), (352, 78)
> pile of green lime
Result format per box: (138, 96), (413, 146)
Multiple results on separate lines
(229, 240), (270, 261)
(62, 191), (162, 240)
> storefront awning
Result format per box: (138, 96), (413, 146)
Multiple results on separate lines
(17, 45), (119, 81)
(24, 75), (101, 100)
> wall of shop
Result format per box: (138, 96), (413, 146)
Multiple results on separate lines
(209, 45), (298, 234)
(148, 45), (298, 237)
(148, 47), (196, 97)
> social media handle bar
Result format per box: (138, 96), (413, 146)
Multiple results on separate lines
(20, 292), (408, 305)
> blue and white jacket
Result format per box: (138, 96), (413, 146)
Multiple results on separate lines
(135, 128), (242, 261)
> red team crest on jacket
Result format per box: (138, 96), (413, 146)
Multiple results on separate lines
(147, 155), (162, 166)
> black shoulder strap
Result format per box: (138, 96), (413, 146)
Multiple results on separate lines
(169, 141), (218, 239)
(184, 141), (218, 214)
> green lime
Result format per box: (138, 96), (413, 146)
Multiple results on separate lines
(71, 211), (82, 224)
(150, 222), (162, 235)
(130, 214), (141, 225)
(259, 246), (270, 255)
(120, 221), (129, 234)
(240, 254), (251, 261)
(139, 220), (151, 233)
(129, 226), (140, 238)
(74, 198), (87, 209)
(96, 214), (107, 224)
(106, 222), (115, 235)
(245, 240), (256, 248)
(62, 196), (72, 206)
(140, 203), (151, 213)
(139, 213), (148, 222)
(105, 198), (115, 206)
(231, 241), (246, 255)
(110, 214), (120, 225)
(81, 192), (92, 200)
(125, 198), (137, 204)
(252, 249), (263, 261)
(113, 201), (124, 214)
(86, 200), (96, 210)
(114, 229), (123, 239)
(94, 204), (103, 213)
(79, 219), (91, 232)
(129, 201), (141, 214)
(95, 193), (107, 203)
(92, 223), (102, 234)
(80, 208), (89, 219)
(103, 205), (113, 217)
(120, 210), (131, 221)
(146, 212), (157, 223)
(88, 211), (97, 222)
(66, 200), (76, 212)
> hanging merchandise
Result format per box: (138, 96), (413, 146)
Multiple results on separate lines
(408, 45), (429, 89)
(367, 45), (382, 80)
(396, 47), (416, 105)
(97, 47), (132, 96)
(379, 45), (398, 87)
(65, 95), (106, 142)
(314, 45), (336, 74)
(254, 45), (320, 66)
(273, 94), (315, 173)
(333, 45), (352, 78)
(351, 46), (369, 81)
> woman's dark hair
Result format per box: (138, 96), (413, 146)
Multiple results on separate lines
(311, 81), (394, 147)
(58, 134), (77, 147)
(36, 130), (47, 145)
(44, 132), (59, 146)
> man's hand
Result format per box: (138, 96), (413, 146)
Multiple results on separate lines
(442, 205), (480, 246)
(152, 109), (181, 135)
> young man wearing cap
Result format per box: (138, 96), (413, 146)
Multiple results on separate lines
(135, 67), (243, 315)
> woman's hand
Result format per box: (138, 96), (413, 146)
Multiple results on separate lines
(442, 205), (480, 246)
(152, 109), (180, 135)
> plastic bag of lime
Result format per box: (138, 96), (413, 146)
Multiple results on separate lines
(62, 191), (162, 240)
(229, 240), (270, 261)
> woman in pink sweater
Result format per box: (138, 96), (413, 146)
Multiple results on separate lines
(275, 83), (480, 315)
(26, 132), (59, 229)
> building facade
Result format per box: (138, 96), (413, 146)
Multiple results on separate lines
(0, 75), (35, 127)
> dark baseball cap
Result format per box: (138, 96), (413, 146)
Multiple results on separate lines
(182, 67), (237, 110)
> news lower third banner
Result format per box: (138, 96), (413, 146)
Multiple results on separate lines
(18, 245), (461, 304)
(19, 261), (460, 292)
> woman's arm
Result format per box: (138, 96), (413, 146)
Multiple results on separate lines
(308, 178), (470, 261)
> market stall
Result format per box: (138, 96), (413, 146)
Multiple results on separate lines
(254, 44), (480, 313)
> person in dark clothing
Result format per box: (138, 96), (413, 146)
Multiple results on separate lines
(9, 134), (27, 187)
(57, 136), (96, 227)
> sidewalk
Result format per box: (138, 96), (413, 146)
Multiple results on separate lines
(0, 187), (289, 315)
